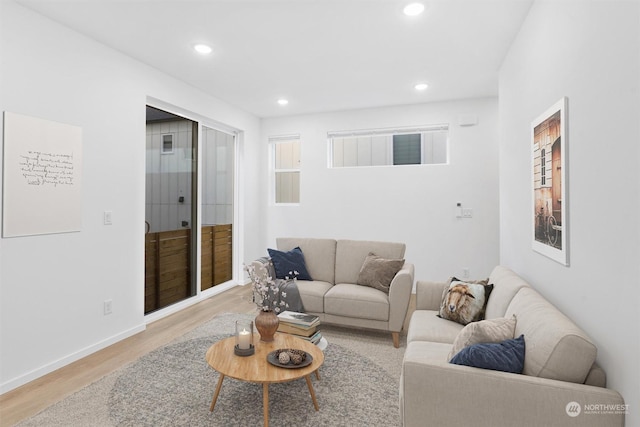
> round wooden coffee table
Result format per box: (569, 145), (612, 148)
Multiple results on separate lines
(205, 332), (325, 427)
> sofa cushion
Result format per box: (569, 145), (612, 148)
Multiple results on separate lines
(448, 315), (517, 360)
(438, 280), (493, 325)
(405, 340), (454, 365)
(324, 283), (389, 321)
(484, 266), (530, 319)
(295, 280), (333, 313)
(357, 253), (405, 294)
(277, 238), (337, 284)
(407, 310), (464, 344)
(505, 287), (597, 384)
(267, 247), (312, 280)
(335, 240), (405, 285)
(450, 334), (525, 374)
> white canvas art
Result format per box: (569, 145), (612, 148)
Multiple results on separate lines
(2, 112), (82, 237)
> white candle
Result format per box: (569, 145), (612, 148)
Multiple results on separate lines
(238, 328), (251, 350)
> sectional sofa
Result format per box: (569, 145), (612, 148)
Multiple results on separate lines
(400, 266), (626, 426)
(250, 237), (415, 347)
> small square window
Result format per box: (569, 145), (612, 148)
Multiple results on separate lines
(161, 133), (174, 154)
(393, 134), (422, 165)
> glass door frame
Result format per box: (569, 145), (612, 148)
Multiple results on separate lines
(145, 97), (241, 323)
(197, 122), (239, 295)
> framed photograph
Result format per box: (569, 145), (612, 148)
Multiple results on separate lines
(531, 97), (568, 265)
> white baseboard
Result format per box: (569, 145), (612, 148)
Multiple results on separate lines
(0, 323), (146, 395)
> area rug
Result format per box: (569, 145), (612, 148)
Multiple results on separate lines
(17, 313), (406, 426)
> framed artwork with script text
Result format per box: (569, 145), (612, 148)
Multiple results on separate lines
(2, 112), (82, 237)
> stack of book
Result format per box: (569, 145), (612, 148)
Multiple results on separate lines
(277, 311), (322, 345)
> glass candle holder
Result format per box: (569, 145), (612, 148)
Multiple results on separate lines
(234, 320), (255, 356)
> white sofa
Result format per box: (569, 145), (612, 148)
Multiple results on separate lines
(251, 237), (415, 347)
(400, 266), (626, 427)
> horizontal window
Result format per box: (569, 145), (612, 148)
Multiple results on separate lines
(328, 125), (448, 168)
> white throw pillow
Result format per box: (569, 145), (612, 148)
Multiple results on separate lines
(448, 315), (517, 361)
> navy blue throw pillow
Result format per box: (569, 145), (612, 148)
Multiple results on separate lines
(267, 247), (312, 281)
(449, 334), (525, 374)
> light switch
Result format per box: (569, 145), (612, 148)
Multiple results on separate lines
(104, 211), (113, 225)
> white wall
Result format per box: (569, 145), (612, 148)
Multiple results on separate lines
(0, 0), (262, 392)
(260, 98), (500, 282)
(499, 1), (640, 424)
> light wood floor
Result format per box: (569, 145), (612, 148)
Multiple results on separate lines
(0, 285), (415, 427)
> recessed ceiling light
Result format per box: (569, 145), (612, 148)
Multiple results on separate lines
(277, 99), (289, 106)
(193, 44), (212, 55)
(403, 3), (425, 16)
(414, 83), (429, 91)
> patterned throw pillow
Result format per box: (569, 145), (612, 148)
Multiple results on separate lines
(438, 277), (494, 326)
(357, 252), (405, 294)
(267, 247), (312, 280)
(448, 315), (517, 360)
(449, 334), (526, 374)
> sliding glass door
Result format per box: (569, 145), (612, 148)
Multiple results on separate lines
(144, 107), (236, 315)
(201, 125), (235, 291)
(144, 106), (197, 314)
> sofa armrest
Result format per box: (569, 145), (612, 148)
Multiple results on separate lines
(401, 343), (626, 427)
(415, 280), (447, 311)
(388, 262), (415, 332)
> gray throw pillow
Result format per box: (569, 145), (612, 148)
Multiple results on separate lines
(448, 315), (517, 360)
(357, 252), (405, 294)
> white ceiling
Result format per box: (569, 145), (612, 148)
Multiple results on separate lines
(17, 0), (533, 118)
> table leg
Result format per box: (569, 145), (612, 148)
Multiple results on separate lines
(263, 383), (269, 427)
(315, 369), (320, 380)
(305, 375), (320, 411)
(209, 373), (225, 412)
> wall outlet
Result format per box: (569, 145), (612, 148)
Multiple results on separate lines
(104, 299), (113, 315)
(462, 268), (470, 278)
(462, 208), (473, 218)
